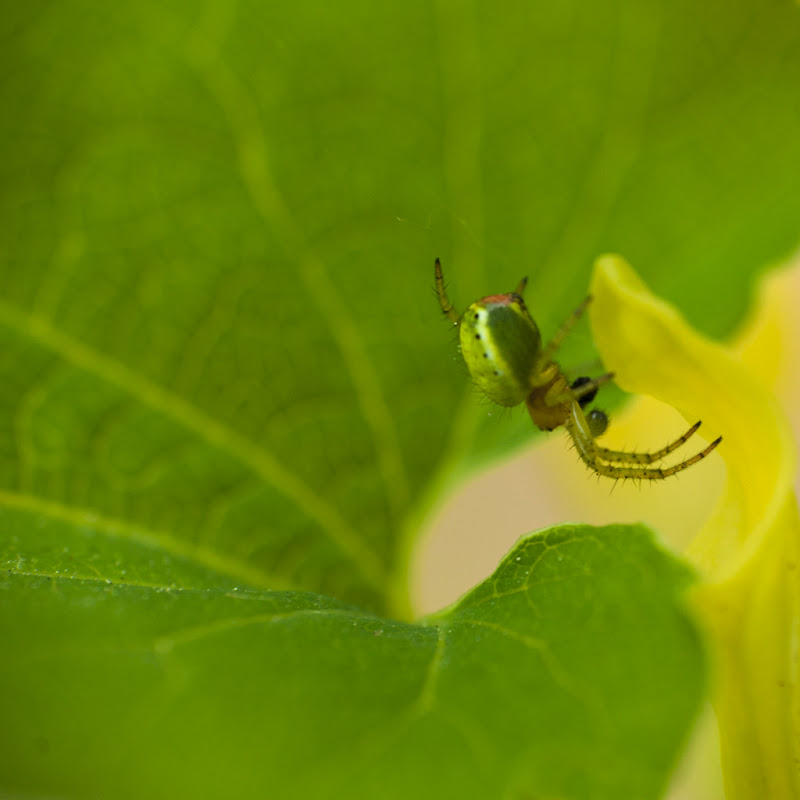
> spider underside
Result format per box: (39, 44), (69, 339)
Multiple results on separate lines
(434, 258), (721, 480)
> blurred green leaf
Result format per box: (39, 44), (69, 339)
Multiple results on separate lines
(1, 0), (798, 796)
(2, 0), (800, 608)
(1, 523), (704, 800)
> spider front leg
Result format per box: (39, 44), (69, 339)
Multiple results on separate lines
(565, 401), (722, 480)
(535, 295), (593, 374)
(434, 258), (460, 324)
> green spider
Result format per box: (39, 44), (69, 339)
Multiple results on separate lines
(434, 258), (722, 480)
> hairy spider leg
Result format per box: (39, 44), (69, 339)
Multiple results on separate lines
(563, 379), (705, 463)
(434, 258), (460, 325)
(535, 295), (593, 373)
(531, 298), (722, 478)
(592, 420), (714, 465)
(565, 401), (722, 479)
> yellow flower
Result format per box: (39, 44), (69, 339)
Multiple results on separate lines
(590, 256), (800, 800)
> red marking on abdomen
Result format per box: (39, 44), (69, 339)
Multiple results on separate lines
(481, 293), (514, 305)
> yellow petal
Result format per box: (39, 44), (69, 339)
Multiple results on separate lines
(590, 255), (800, 799)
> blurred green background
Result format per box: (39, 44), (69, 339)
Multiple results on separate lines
(3, 0), (800, 610)
(2, 1), (800, 797)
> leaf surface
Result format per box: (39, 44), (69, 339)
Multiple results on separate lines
(1, 523), (703, 800)
(0, 1), (797, 796)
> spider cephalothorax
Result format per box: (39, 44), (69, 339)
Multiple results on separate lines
(434, 258), (721, 480)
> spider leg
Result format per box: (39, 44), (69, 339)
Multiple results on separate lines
(565, 401), (722, 480)
(537, 295), (592, 368)
(569, 373), (615, 405)
(540, 372), (614, 408)
(434, 258), (460, 324)
(594, 420), (709, 465)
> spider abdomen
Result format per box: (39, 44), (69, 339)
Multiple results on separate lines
(459, 293), (542, 407)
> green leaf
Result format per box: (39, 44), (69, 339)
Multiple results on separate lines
(1, 1), (797, 796)
(2, 1), (800, 609)
(1, 523), (703, 800)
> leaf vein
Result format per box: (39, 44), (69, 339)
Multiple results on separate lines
(152, 608), (370, 655)
(184, 28), (411, 530)
(0, 304), (387, 592)
(452, 618), (601, 710)
(0, 489), (296, 591)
